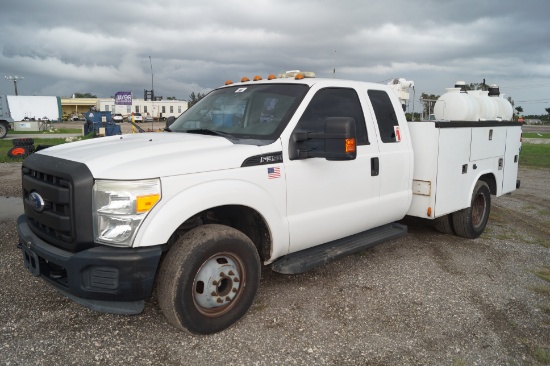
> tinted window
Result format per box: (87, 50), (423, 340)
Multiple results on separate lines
(368, 90), (399, 143)
(297, 88), (368, 145)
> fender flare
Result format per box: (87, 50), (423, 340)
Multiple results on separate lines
(133, 179), (290, 261)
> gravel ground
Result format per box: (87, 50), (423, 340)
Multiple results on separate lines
(0, 164), (549, 365)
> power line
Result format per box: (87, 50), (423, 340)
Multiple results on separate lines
(516, 99), (550, 104)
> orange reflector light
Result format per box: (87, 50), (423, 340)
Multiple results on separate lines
(295, 73), (305, 80)
(267, 74), (277, 80)
(225, 80), (233, 85)
(241, 77), (250, 82)
(253, 75), (262, 81)
(345, 138), (356, 153)
(427, 207), (432, 217)
(136, 194), (161, 213)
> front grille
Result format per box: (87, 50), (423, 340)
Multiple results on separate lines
(22, 154), (95, 252)
(23, 168), (73, 245)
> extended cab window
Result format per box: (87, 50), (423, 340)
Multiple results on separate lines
(296, 88), (368, 145)
(368, 89), (400, 143)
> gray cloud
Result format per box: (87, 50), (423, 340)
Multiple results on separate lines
(1, 0), (549, 114)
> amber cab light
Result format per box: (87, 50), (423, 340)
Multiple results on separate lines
(241, 77), (250, 82)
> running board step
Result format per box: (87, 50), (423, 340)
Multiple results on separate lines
(271, 223), (407, 274)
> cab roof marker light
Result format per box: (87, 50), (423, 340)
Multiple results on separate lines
(225, 80), (233, 85)
(267, 74), (277, 80)
(253, 75), (262, 81)
(295, 73), (305, 80)
(241, 77), (250, 82)
(277, 70), (316, 79)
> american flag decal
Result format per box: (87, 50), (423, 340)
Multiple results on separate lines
(267, 166), (281, 179)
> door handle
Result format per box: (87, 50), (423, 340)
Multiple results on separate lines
(371, 157), (379, 176)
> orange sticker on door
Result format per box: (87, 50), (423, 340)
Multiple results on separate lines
(394, 126), (401, 142)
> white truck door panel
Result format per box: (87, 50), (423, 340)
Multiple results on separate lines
(365, 89), (413, 223)
(284, 86), (381, 254)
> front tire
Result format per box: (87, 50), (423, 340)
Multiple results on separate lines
(157, 224), (260, 334)
(452, 180), (491, 239)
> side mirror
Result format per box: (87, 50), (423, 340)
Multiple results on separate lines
(289, 117), (357, 161)
(165, 116), (176, 131)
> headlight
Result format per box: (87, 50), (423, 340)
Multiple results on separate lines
(93, 179), (161, 247)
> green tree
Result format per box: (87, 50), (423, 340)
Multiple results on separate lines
(73, 92), (97, 98)
(515, 106), (523, 114)
(420, 93), (439, 117)
(188, 92), (206, 107)
(545, 107), (550, 123)
(167, 96), (177, 100)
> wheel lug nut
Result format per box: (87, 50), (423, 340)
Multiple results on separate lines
(228, 270), (235, 276)
(217, 298), (223, 303)
(220, 272), (225, 277)
(212, 280), (218, 286)
(225, 296), (231, 301)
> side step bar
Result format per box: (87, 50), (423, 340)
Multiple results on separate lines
(271, 223), (407, 274)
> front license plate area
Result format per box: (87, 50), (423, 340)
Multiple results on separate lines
(22, 247), (41, 277)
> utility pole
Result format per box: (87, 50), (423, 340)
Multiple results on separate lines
(4, 75), (24, 95)
(149, 56), (154, 131)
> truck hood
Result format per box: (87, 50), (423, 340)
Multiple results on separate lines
(39, 132), (262, 179)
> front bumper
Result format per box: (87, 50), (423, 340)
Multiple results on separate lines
(16, 215), (162, 314)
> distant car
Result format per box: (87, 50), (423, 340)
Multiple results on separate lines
(112, 113), (123, 123)
(144, 115), (154, 123)
(128, 113), (143, 122)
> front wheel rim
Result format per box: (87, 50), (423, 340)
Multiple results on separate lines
(192, 252), (245, 317)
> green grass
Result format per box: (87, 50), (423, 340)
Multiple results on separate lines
(529, 285), (550, 295)
(0, 138), (75, 163)
(534, 266), (550, 283)
(519, 143), (550, 168)
(523, 132), (550, 139)
(7, 128), (82, 134)
(533, 347), (550, 364)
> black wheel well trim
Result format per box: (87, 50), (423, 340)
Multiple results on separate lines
(166, 204), (272, 262)
(478, 173), (497, 195)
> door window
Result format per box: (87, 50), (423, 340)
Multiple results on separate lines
(368, 90), (400, 143)
(296, 88), (368, 145)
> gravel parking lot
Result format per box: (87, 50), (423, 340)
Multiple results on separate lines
(0, 163), (549, 365)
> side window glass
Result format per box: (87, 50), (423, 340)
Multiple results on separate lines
(368, 90), (400, 143)
(296, 88), (368, 145)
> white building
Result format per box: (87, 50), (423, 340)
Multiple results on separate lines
(97, 98), (188, 120)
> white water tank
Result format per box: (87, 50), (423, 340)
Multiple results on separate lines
(433, 88), (477, 121)
(433, 82), (513, 121)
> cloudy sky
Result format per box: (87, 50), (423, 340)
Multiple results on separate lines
(1, 0), (549, 115)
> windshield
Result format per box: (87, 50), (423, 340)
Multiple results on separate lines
(169, 83), (309, 143)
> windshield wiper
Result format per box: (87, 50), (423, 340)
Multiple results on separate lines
(186, 129), (234, 140)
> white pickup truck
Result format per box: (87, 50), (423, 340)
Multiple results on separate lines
(17, 71), (521, 334)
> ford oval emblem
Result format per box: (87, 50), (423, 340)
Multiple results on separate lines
(29, 192), (45, 213)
